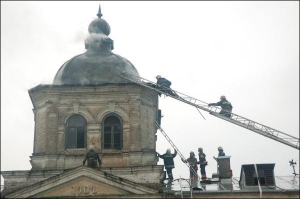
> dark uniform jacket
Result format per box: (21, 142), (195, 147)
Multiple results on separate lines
(158, 150), (177, 168)
(157, 78), (172, 88)
(198, 152), (207, 166)
(83, 150), (101, 168)
(213, 99), (233, 110)
(218, 150), (225, 156)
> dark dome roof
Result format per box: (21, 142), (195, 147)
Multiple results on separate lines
(53, 52), (140, 85)
(88, 18), (111, 36)
(52, 5), (140, 85)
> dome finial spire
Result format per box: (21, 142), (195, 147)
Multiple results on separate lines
(97, 4), (103, 18)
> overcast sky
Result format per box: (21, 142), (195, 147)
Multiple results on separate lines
(1, 1), (299, 185)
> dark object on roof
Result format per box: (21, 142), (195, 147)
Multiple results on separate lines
(239, 163), (276, 190)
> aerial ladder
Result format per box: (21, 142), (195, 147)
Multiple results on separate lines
(119, 72), (299, 150)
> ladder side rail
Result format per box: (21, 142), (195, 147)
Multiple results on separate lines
(158, 85), (299, 148)
(220, 113), (299, 145)
(120, 71), (296, 138)
(195, 105), (298, 146)
(212, 113), (299, 149)
(182, 100), (299, 148)
(119, 72), (299, 149)
(208, 107), (299, 140)
(206, 107), (299, 145)
(155, 122), (201, 179)
(155, 122), (189, 163)
(120, 72), (208, 105)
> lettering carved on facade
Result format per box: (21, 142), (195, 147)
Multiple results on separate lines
(71, 185), (97, 195)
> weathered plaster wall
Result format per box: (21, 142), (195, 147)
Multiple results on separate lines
(28, 84), (159, 170)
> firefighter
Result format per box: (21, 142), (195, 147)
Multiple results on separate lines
(218, 146), (225, 157)
(155, 75), (178, 97)
(157, 148), (177, 180)
(182, 151), (198, 180)
(197, 147), (208, 179)
(83, 146), (101, 168)
(208, 95), (233, 118)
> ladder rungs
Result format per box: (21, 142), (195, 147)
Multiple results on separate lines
(119, 72), (299, 150)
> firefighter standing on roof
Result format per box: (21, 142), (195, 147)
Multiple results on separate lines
(218, 146), (225, 156)
(182, 151), (198, 180)
(208, 95), (233, 118)
(197, 147), (208, 179)
(157, 148), (177, 180)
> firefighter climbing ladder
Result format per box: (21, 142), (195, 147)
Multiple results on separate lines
(119, 72), (299, 150)
(155, 121), (203, 191)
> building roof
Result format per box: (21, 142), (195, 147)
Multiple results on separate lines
(162, 175), (299, 194)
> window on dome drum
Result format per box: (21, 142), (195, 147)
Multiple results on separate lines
(103, 114), (122, 149)
(65, 114), (87, 149)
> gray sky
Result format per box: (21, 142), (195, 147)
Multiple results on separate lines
(1, 1), (299, 185)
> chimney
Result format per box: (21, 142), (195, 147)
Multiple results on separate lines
(217, 155), (233, 190)
(217, 156), (233, 179)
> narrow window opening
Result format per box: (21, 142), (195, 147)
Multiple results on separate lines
(66, 114), (86, 149)
(103, 114), (122, 149)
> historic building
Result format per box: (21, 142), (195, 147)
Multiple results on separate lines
(1, 6), (165, 198)
(1, 5), (299, 199)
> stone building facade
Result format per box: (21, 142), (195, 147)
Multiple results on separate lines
(28, 84), (159, 170)
(1, 6), (165, 198)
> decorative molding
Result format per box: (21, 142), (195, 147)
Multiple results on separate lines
(73, 102), (80, 114)
(109, 102), (116, 112)
(60, 107), (96, 123)
(96, 106), (129, 123)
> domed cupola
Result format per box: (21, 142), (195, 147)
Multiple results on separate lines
(53, 5), (140, 85)
(88, 7), (111, 36)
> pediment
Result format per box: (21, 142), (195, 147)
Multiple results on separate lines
(35, 176), (129, 198)
(6, 166), (157, 198)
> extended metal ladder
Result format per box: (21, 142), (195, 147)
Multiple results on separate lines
(119, 72), (299, 150)
(155, 121), (203, 191)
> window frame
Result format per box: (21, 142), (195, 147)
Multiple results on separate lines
(102, 114), (123, 150)
(65, 114), (87, 149)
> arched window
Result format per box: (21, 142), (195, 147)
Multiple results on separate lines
(65, 114), (87, 149)
(103, 114), (122, 149)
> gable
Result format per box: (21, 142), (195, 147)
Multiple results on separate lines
(34, 176), (129, 198)
(5, 166), (158, 198)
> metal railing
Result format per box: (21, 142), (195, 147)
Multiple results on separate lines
(119, 72), (299, 150)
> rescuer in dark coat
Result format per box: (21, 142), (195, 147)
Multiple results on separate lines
(155, 75), (178, 97)
(197, 147), (208, 179)
(83, 147), (101, 168)
(208, 95), (233, 118)
(217, 146), (225, 156)
(157, 148), (177, 180)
